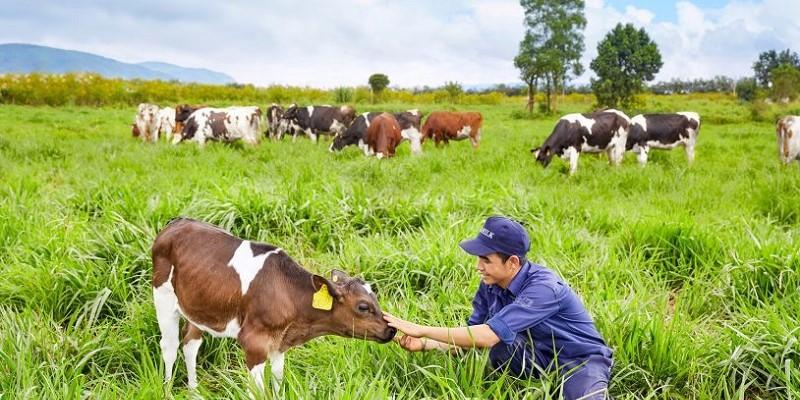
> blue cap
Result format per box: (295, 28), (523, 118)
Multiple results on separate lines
(459, 216), (530, 258)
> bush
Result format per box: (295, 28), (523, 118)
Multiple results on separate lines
(736, 77), (758, 102)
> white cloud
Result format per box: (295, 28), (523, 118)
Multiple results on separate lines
(0, 1), (796, 87)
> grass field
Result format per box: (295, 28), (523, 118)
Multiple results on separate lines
(1, 97), (799, 399)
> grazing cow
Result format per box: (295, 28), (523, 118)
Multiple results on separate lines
(131, 123), (141, 138)
(180, 106), (262, 147)
(420, 111), (483, 148)
(152, 218), (395, 395)
(174, 104), (207, 135)
(531, 109), (630, 175)
(157, 107), (178, 143)
(777, 115), (800, 165)
(330, 110), (423, 154)
(627, 112), (701, 165)
(265, 104), (284, 139)
(282, 104), (356, 142)
(135, 103), (161, 142)
(362, 113), (402, 159)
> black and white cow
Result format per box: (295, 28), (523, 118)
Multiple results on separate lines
(329, 110), (423, 154)
(265, 104), (284, 139)
(281, 104), (356, 142)
(627, 112), (701, 165)
(531, 109), (630, 175)
(179, 106), (262, 147)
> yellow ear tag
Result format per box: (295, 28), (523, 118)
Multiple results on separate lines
(312, 285), (333, 311)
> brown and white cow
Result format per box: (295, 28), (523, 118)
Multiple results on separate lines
(265, 103), (284, 139)
(329, 110), (423, 154)
(174, 104), (207, 136)
(421, 111), (483, 148)
(135, 103), (160, 142)
(281, 104), (356, 142)
(152, 218), (395, 394)
(363, 113), (402, 159)
(777, 115), (800, 165)
(531, 109), (630, 175)
(179, 106), (262, 147)
(627, 112), (701, 165)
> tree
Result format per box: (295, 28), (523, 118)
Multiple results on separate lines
(735, 77), (758, 102)
(517, 0), (586, 114)
(368, 73), (389, 102)
(590, 23), (662, 109)
(770, 64), (800, 101)
(753, 49), (800, 87)
(443, 81), (463, 103)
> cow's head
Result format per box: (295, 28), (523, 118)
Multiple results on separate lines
(531, 145), (554, 167)
(282, 104), (299, 121)
(131, 123), (141, 137)
(312, 270), (396, 343)
(330, 118), (364, 152)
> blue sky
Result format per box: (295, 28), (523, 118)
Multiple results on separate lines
(0, 0), (797, 87)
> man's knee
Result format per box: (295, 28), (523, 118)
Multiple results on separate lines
(488, 336), (536, 377)
(561, 357), (611, 400)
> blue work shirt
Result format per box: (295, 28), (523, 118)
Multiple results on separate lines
(468, 261), (612, 370)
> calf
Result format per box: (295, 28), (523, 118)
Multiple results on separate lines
(330, 110), (423, 154)
(135, 103), (160, 142)
(421, 111), (483, 148)
(282, 104), (356, 142)
(157, 107), (178, 144)
(531, 109), (630, 175)
(179, 106), (262, 147)
(627, 112), (701, 165)
(363, 113), (402, 158)
(777, 115), (800, 165)
(152, 218), (395, 394)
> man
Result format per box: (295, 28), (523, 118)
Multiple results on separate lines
(383, 216), (613, 400)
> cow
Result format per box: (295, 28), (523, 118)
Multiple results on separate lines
(531, 109), (630, 175)
(135, 103), (160, 142)
(174, 104), (207, 135)
(777, 115), (800, 165)
(281, 104), (356, 142)
(330, 110), (423, 155)
(179, 106), (262, 147)
(362, 113), (402, 159)
(152, 218), (395, 395)
(420, 111), (483, 148)
(157, 107), (178, 143)
(627, 112), (701, 165)
(265, 103), (284, 139)
(131, 123), (141, 138)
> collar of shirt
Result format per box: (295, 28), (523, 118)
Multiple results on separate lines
(487, 261), (532, 297)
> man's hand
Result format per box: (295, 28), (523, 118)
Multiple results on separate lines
(382, 312), (426, 338)
(394, 335), (426, 352)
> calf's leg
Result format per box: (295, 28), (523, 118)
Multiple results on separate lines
(182, 323), (203, 389)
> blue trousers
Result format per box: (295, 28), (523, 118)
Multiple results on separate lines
(489, 337), (612, 400)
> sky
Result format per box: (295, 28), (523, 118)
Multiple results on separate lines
(1, 0), (797, 88)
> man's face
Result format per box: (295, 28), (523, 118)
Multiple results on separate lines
(475, 253), (518, 287)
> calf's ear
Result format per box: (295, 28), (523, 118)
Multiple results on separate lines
(311, 275), (343, 308)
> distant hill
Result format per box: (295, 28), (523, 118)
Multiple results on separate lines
(0, 43), (235, 85)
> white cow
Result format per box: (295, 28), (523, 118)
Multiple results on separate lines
(179, 106), (262, 147)
(135, 103), (160, 143)
(157, 107), (177, 143)
(777, 116), (800, 165)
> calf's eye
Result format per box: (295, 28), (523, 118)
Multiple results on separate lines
(357, 303), (371, 313)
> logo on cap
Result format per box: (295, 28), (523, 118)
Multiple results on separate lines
(480, 228), (494, 239)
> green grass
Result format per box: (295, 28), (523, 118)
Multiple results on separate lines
(1, 97), (799, 399)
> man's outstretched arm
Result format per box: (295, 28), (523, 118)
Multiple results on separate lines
(384, 312), (501, 349)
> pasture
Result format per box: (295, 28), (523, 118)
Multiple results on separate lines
(1, 96), (799, 399)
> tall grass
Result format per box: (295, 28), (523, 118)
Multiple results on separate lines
(0, 97), (799, 399)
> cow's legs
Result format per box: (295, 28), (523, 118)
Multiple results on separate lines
(685, 141), (695, 164)
(269, 351), (285, 393)
(153, 275), (180, 383)
(182, 323), (203, 389)
(636, 145), (649, 166)
(240, 329), (282, 397)
(564, 146), (580, 175)
(608, 145), (624, 166)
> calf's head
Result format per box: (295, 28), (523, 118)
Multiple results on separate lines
(330, 120), (362, 152)
(312, 270), (396, 343)
(531, 145), (554, 167)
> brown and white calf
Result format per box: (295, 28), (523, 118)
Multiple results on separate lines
(178, 106), (263, 146)
(329, 110), (423, 155)
(777, 115), (800, 165)
(627, 112), (701, 165)
(363, 113), (402, 159)
(151, 218), (395, 394)
(135, 103), (160, 142)
(421, 111), (483, 148)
